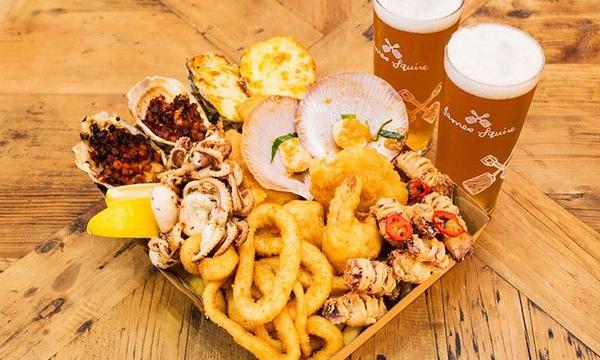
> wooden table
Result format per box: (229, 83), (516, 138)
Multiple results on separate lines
(1, 0), (599, 359)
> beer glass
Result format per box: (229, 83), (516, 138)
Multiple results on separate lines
(436, 23), (545, 213)
(373, 0), (464, 154)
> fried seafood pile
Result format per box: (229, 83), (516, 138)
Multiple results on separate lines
(73, 35), (478, 360)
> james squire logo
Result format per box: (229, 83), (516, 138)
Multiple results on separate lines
(375, 38), (429, 72)
(443, 107), (516, 139)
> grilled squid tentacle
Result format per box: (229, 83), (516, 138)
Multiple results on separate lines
(423, 192), (473, 261)
(322, 293), (387, 327)
(394, 151), (454, 197)
(343, 259), (397, 296)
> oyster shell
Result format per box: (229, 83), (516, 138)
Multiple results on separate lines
(296, 72), (409, 160)
(241, 96), (311, 199)
(127, 76), (211, 146)
(73, 111), (167, 188)
(186, 53), (249, 124)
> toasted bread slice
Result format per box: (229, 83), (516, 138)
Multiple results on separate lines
(240, 36), (316, 99)
(187, 53), (248, 123)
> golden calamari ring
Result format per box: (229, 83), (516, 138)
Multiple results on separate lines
(307, 316), (344, 360)
(198, 246), (239, 281)
(233, 203), (301, 324)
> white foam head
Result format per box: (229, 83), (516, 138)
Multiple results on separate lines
(374, 0), (463, 34)
(445, 23), (545, 100)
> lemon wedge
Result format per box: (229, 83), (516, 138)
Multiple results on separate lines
(105, 183), (157, 207)
(87, 198), (159, 238)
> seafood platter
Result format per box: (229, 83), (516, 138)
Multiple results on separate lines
(73, 36), (489, 359)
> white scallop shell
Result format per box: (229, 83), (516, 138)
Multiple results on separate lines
(72, 111), (167, 188)
(126, 75), (210, 146)
(241, 96), (311, 199)
(296, 72), (409, 160)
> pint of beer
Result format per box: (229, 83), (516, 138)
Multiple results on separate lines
(436, 23), (545, 213)
(373, 0), (463, 153)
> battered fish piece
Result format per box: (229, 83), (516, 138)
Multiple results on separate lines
(226, 129), (299, 205)
(309, 147), (407, 211)
(322, 176), (382, 273)
(283, 200), (325, 248)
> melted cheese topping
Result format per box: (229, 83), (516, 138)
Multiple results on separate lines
(240, 36), (316, 99)
(187, 53), (248, 122)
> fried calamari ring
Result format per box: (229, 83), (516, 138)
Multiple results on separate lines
(233, 203), (301, 324)
(342, 326), (363, 346)
(255, 325), (284, 352)
(198, 246), (239, 281)
(332, 275), (350, 295)
(180, 235), (201, 275)
(253, 261), (301, 360)
(257, 256), (313, 290)
(254, 237), (333, 314)
(307, 316), (344, 359)
(292, 281), (311, 357)
(225, 288), (256, 332)
(204, 280), (284, 360)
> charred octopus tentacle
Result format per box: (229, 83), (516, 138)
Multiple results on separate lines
(149, 134), (253, 268)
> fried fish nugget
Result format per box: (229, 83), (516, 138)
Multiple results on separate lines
(309, 147), (408, 211)
(198, 246), (239, 281)
(307, 316), (344, 360)
(283, 200), (325, 248)
(323, 177), (382, 272)
(233, 204), (301, 324)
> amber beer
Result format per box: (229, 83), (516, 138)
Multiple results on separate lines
(436, 23), (545, 213)
(373, 0), (464, 153)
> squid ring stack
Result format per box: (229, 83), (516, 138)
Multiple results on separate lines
(233, 203), (301, 324)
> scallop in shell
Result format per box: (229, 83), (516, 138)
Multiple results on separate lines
(72, 111), (167, 188)
(296, 72), (409, 160)
(241, 96), (311, 199)
(127, 76), (211, 146)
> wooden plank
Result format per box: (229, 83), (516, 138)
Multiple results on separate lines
(159, 0), (324, 61)
(520, 294), (600, 360)
(0, 94), (125, 257)
(276, 0), (369, 33)
(475, 171), (600, 355)
(464, 0), (600, 64)
(0, 0), (215, 94)
(52, 273), (252, 360)
(0, 205), (155, 360)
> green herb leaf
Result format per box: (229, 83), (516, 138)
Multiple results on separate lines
(373, 119), (393, 141)
(271, 132), (298, 163)
(372, 119), (405, 141)
(340, 114), (356, 120)
(378, 129), (405, 140)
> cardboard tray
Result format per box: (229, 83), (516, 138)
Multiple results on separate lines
(157, 186), (490, 359)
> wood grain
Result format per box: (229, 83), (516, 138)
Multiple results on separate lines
(0, 206), (154, 360)
(0, 0), (599, 359)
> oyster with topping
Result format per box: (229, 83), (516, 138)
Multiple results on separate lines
(127, 76), (212, 146)
(72, 112), (166, 187)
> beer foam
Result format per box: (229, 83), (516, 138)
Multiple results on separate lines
(374, 0), (463, 34)
(445, 23), (545, 99)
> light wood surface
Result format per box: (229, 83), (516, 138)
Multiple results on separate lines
(0, 0), (599, 359)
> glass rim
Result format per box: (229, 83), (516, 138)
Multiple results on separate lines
(444, 22), (546, 90)
(374, 0), (465, 23)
